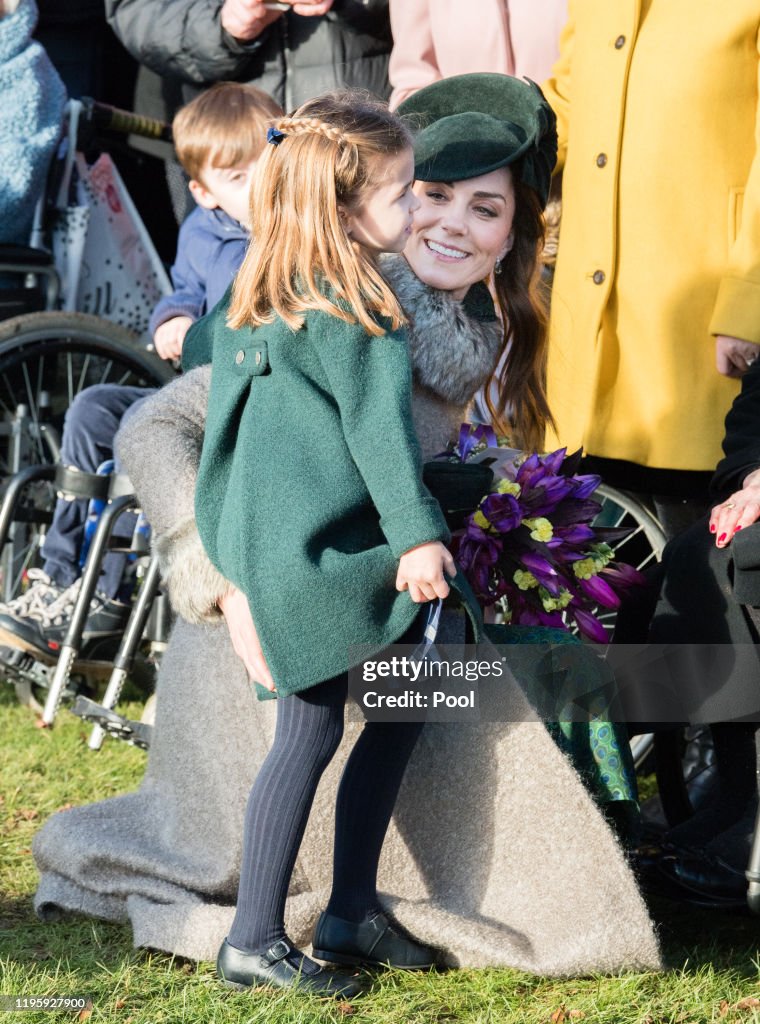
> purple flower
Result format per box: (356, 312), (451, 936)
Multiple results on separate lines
(547, 497), (603, 527)
(571, 608), (609, 644)
(601, 563), (648, 590)
(577, 574), (621, 609)
(457, 526), (503, 602)
(553, 524), (597, 545)
(520, 551), (561, 595)
(479, 492), (523, 532)
(569, 474), (602, 499)
(521, 476), (576, 517)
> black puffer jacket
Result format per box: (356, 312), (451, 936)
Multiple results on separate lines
(104, 0), (391, 110)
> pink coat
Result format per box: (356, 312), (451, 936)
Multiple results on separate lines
(389, 0), (568, 108)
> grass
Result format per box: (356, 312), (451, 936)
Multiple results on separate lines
(2, 684), (760, 1023)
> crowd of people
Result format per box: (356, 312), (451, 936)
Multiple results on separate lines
(2, 0), (760, 995)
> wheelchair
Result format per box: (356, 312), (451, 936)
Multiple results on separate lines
(0, 457), (171, 748)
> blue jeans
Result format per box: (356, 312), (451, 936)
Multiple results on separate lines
(41, 384), (155, 599)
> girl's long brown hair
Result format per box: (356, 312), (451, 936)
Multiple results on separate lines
(485, 178), (555, 452)
(228, 92), (412, 337)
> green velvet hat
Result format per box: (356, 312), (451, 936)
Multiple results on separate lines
(398, 73), (557, 208)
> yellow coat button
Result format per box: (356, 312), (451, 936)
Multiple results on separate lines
(593, 270), (606, 285)
(596, 153), (608, 168)
(615, 34), (626, 49)
(235, 350), (245, 364)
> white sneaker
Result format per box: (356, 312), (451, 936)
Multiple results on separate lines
(0, 569), (63, 621)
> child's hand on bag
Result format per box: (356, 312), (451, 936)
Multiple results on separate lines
(219, 586), (276, 691)
(396, 542), (456, 603)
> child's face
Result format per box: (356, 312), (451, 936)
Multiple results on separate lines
(341, 148), (419, 257)
(190, 158), (258, 227)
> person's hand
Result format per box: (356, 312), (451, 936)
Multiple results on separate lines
(220, 0), (284, 41)
(290, 0), (334, 13)
(709, 468), (760, 547)
(396, 541), (456, 603)
(715, 335), (760, 378)
(153, 316), (193, 361)
(219, 586), (276, 691)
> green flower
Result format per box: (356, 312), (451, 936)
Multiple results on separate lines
(591, 542), (614, 569)
(524, 516), (553, 542)
(513, 569), (539, 590)
(573, 557), (598, 580)
(473, 509), (491, 531)
(540, 586), (573, 612)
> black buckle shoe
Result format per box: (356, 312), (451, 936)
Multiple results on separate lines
(216, 937), (365, 997)
(312, 909), (439, 970)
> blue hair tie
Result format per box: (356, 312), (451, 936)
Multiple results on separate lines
(267, 126), (286, 146)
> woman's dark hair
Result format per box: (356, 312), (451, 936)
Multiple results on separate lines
(486, 177), (555, 452)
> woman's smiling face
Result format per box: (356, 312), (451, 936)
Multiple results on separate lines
(404, 167), (516, 300)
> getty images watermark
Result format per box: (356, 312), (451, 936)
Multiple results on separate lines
(347, 641), (760, 724)
(356, 651), (507, 720)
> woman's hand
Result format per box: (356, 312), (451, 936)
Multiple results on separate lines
(715, 335), (760, 378)
(709, 468), (760, 547)
(218, 586), (276, 691)
(396, 541), (456, 603)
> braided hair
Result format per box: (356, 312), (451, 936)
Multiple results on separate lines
(228, 91), (413, 337)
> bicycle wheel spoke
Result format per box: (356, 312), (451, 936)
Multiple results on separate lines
(76, 352), (92, 395)
(95, 358), (118, 386)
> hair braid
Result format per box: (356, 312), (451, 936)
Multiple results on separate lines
(272, 116), (348, 146)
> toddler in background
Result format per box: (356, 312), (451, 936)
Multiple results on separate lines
(150, 81), (282, 360)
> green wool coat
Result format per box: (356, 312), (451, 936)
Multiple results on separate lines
(194, 296), (450, 697)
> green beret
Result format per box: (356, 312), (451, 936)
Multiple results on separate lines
(398, 73), (557, 208)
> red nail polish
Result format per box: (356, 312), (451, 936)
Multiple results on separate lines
(736, 524), (743, 531)
(718, 533), (727, 544)
(710, 524), (716, 533)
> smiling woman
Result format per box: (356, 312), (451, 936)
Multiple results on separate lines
(398, 73), (557, 452)
(406, 170), (516, 300)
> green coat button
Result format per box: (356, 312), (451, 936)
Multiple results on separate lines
(235, 350), (245, 365)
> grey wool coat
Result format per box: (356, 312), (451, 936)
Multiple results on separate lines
(32, 261), (661, 976)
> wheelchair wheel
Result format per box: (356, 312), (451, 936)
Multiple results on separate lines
(588, 484), (667, 641)
(0, 312), (174, 601)
(0, 311), (174, 476)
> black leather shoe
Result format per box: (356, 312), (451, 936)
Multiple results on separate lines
(312, 909), (439, 970)
(657, 854), (747, 906)
(216, 937), (365, 997)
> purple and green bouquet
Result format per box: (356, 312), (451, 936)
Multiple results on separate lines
(444, 425), (645, 643)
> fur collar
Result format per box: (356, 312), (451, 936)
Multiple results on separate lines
(381, 253), (504, 406)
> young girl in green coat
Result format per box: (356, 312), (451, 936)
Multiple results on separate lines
(195, 92), (457, 998)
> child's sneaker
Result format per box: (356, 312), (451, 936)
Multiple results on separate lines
(0, 569), (63, 621)
(0, 578), (130, 661)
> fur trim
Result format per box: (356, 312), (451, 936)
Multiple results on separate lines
(154, 515), (228, 624)
(381, 253), (504, 406)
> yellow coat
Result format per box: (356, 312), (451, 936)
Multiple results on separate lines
(543, 0), (760, 471)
